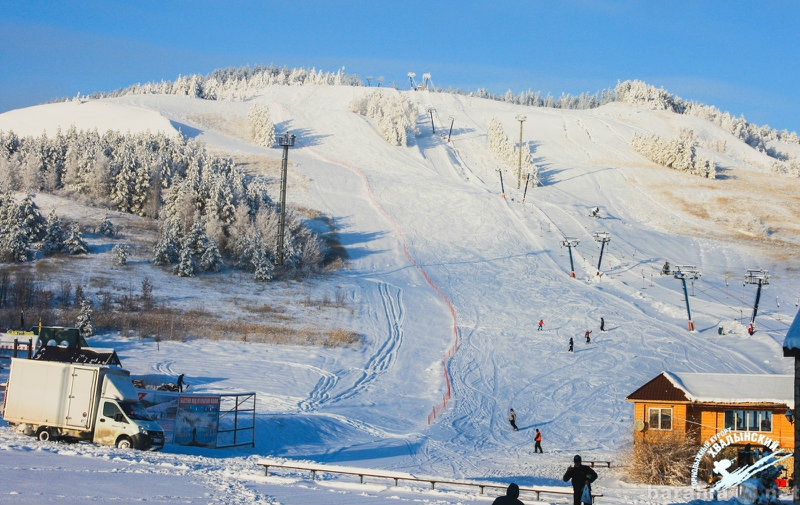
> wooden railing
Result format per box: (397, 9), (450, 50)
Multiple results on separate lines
(258, 460), (603, 501)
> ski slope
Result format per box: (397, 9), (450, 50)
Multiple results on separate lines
(0, 85), (798, 504)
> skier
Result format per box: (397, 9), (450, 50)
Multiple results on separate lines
(563, 455), (598, 505)
(600, 317), (605, 332)
(508, 408), (519, 431)
(534, 429), (543, 453)
(589, 206), (600, 218)
(492, 483), (524, 505)
(568, 337), (574, 352)
(662, 261), (671, 275)
(537, 319), (544, 331)
(177, 373), (185, 392)
(585, 330), (592, 343)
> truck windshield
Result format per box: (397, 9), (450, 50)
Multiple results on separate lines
(120, 401), (153, 421)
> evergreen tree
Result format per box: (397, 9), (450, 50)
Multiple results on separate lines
(199, 240), (222, 272)
(62, 222), (88, 255)
(112, 244), (129, 266)
(75, 298), (94, 338)
(15, 195), (46, 241)
(97, 215), (117, 237)
(152, 221), (180, 266)
(174, 238), (196, 277)
(40, 209), (65, 255)
(0, 223), (30, 262)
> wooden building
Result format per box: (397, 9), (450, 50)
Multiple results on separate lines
(626, 372), (794, 451)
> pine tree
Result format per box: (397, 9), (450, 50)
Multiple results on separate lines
(40, 209), (65, 255)
(75, 298), (94, 338)
(62, 222), (88, 255)
(248, 104), (276, 147)
(152, 221), (180, 266)
(174, 239), (196, 277)
(0, 223), (30, 262)
(199, 240), (222, 272)
(97, 215), (117, 237)
(15, 195), (46, 241)
(112, 244), (129, 266)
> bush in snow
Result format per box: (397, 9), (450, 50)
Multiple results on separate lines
(350, 91), (419, 146)
(621, 432), (698, 485)
(248, 104), (275, 148)
(631, 129), (716, 178)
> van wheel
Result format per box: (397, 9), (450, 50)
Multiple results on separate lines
(116, 437), (132, 449)
(36, 427), (53, 442)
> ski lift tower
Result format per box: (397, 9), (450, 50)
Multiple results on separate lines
(560, 238), (580, 278)
(673, 265), (701, 331)
(276, 132), (296, 266)
(407, 72), (417, 90)
(422, 72), (433, 90)
(592, 231), (611, 276)
(744, 268), (770, 334)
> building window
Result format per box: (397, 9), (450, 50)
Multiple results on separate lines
(648, 408), (672, 430)
(724, 410), (772, 432)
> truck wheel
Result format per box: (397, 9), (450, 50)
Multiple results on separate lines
(36, 427), (53, 442)
(116, 437), (133, 449)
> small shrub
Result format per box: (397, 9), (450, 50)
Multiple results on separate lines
(621, 432), (699, 485)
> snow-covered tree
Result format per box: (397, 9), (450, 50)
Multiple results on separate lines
(112, 243), (129, 266)
(62, 222), (88, 255)
(350, 91), (419, 146)
(40, 209), (65, 255)
(75, 298), (94, 338)
(631, 129), (716, 178)
(0, 223), (30, 263)
(248, 104), (276, 147)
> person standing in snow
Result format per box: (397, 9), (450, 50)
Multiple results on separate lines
(534, 429), (543, 453)
(568, 337), (574, 352)
(508, 408), (519, 431)
(177, 373), (185, 392)
(585, 330), (592, 343)
(599, 317), (605, 332)
(563, 455), (598, 505)
(537, 319), (544, 331)
(492, 483), (524, 505)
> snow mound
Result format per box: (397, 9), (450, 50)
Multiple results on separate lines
(0, 100), (179, 137)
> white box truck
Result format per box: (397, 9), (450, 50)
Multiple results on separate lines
(2, 358), (165, 450)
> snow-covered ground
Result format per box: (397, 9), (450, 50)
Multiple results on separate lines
(1, 85), (799, 504)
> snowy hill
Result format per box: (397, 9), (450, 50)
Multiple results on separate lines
(0, 83), (799, 504)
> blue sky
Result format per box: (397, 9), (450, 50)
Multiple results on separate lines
(2, 1), (798, 131)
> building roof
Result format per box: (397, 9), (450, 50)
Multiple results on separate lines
(782, 309), (800, 354)
(627, 371), (793, 408)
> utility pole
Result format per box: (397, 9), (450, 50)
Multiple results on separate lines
(673, 265), (701, 331)
(515, 114), (527, 189)
(276, 132), (296, 266)
(560, 238), (580, 278)
(592, 231), (611, 276)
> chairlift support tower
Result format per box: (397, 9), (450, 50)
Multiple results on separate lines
(407, 72), (417, 89)
(744, 268), (770, 331)
(276, 132), (296, 266)
(592, 231), (611, 275)
(560, 238), (580, 278)
(673, 265), (701, 331)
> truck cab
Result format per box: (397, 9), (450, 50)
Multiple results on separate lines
(94, 399), (164, 450)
